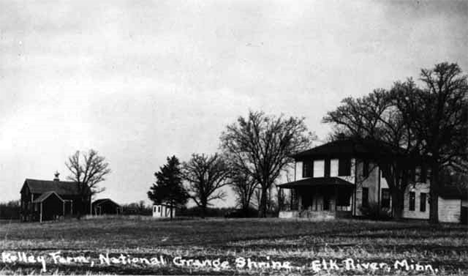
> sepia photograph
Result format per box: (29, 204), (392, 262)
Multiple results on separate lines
(1, 0), (467, 275)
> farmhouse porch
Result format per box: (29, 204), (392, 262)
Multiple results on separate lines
(278, 177), (354, 219)
(31, 191), (74, 222)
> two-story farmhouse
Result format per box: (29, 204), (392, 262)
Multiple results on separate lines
(278, 139), (468, 223)
(20, 173), (90, 222)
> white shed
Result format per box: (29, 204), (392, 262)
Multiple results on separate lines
(152, 204), (176, 219)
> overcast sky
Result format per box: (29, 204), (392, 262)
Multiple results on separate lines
(1, 0), (467, 207)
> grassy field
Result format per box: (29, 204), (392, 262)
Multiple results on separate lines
(0, 217), (467, 275)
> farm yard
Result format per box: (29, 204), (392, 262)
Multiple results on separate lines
(0, 218), (467, 275)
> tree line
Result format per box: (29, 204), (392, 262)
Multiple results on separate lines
(147, 111), (314, 218)
(18, 62), (463, 223)
(147, 62), (467, 223)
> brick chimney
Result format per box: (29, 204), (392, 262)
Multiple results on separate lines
(54, 171), (60, 181)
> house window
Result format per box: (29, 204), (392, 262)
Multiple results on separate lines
(409, 192), (415, 211)
(362, 160), (369, 177)
(303, 161), (313, 178)
(313, 160), (325, 178)
(330, 159), (339, 177)
(420, 193), (427, 212)
(362, 187), (369, 208)
(158, 206), (161, 213)
(339, 158), (351, 176)
(381, 188), (390, 208)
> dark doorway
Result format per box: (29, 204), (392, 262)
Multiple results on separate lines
(323, 194), (330, 210)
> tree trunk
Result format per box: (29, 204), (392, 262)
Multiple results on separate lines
(243, 205), (249, 217)
(200, 205), (206, 219)
(429, 163), (439, 224)
(259, 186), (268, 218)
(170, 200), (173, 221)
(391, 189), (404, 220)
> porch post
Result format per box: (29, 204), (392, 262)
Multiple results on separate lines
(290, 189), (294, 210)
(298, 189), (302, 211)
(314, 186), (317, 211)
(40, 203), (43, 223)
(335, 186), (338, 211)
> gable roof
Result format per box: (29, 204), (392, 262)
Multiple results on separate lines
(23, 179), (82, 196)
(93, 198), (120, 207)
(291, 138), (404, 159)
(32, 191), (64, 203)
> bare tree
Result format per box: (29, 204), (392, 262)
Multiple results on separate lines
(230, 168), (258, 217)
(65, 149), (111, 216)
(182, 153), (231, 218)
(394, 62), (468, 223)
(220, 111), (314, 217)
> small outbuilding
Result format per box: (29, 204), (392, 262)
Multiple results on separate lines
(152, 204), (175, 219)
(92, 198), (122, 215)
(438, 186), (468, 224)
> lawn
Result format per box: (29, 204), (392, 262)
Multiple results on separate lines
(0, 217), (467, 275)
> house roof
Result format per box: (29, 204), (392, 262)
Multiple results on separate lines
(153, 203), (175, 207)
(23, 179), (82, 196)
(278, 177), (354, 188)
(32, 191), (64, 203)
(291, 138), (403, 159)
(93, 198), (120, 207)
(439, 186), (468, 200)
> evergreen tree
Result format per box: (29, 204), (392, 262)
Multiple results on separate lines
(148, 156), (188, 219)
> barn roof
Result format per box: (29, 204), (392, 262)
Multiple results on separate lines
(93, 198), (120, 207)
(33, 191), (64, 203)
(278, 177), (354, 188)
(23, 179), (82, 196)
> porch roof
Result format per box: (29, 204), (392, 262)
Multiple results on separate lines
(33, 191), (64, 203)
(278, 177), (354, 188)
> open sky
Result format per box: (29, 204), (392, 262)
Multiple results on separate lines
(1, 0), (467, 207)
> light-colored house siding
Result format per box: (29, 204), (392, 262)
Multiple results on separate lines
(295, 161), (303, 181)
(294, 158), (356, 183)
(402, 183), (430, 220)
(152, 205), (175, 219)
(438, 198), (461, 223)
(354, 160), (385, 216)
